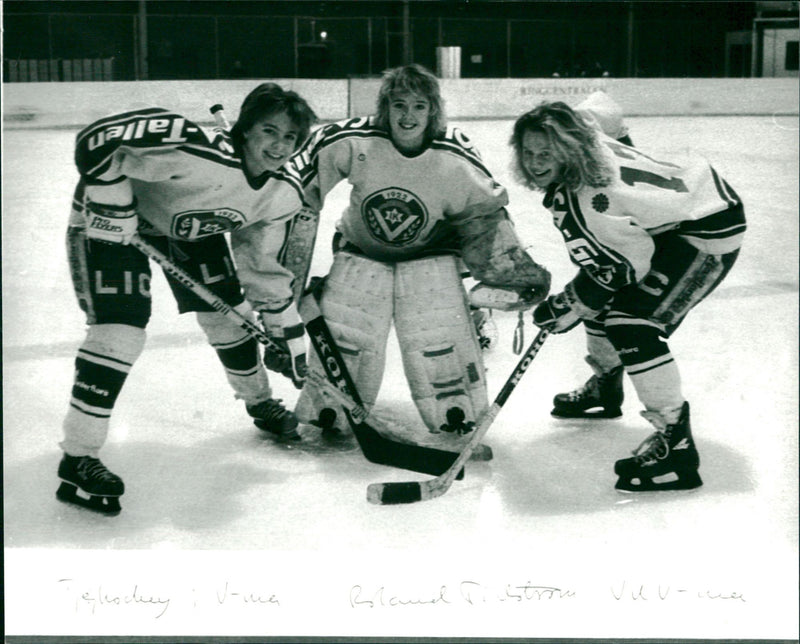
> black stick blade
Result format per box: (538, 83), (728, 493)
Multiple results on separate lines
(367, 481), (422, 505)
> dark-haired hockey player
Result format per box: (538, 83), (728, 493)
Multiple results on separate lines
(510, 100), (745, 491)
(57, 83), (317, 514)
(287, 63), (551, 452)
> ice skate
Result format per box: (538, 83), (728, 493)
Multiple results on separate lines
(56, 454), (124, 516)
(552, 359), (624, 418)
(247, 398), (301, 441)
(614, 401), (702, 492)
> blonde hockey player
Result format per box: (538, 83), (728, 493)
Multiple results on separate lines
(57, 83), (316, 515)
(288, 63), (551, 452)
(510, 100), (745, 491)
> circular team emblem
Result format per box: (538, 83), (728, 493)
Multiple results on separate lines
(362, 187), (427, 246)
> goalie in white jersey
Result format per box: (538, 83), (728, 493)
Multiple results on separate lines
(511, 100), (746, 492)
(57, 83), (316, 515)
(288, 64), (551, 450)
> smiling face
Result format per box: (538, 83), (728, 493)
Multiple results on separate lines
(388, 91), (432, 153)
(241, 111), (300, 175)
(521, 130), (563, 189)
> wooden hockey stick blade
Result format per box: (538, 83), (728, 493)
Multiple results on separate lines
(300, 294), (465, 477)
(306, 370), (465, 479)
(366, 328), (550, 505)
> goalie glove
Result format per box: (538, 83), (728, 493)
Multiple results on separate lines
(84, 182), (138, 245)
(260, 303), (307, 389)
(469, 283), (539, 312)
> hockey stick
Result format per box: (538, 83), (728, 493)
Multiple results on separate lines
(129, 234), (288, 356)
(299, 290), (468, 478)
(131, 234), (462, 476)
(366, 327), (550, 505)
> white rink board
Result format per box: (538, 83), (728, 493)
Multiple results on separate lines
(4, 77), (798, 130)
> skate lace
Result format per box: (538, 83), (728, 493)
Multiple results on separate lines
(250, 399), (288, 421)
(631, 431), (669, 463)
(77, 457), (116, 481)
(566, 375), (599, 402)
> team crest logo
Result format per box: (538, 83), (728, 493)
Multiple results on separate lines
(173, 208), (246, 239)
(362, 187), (427, 246)
(592, 193), (610, 213)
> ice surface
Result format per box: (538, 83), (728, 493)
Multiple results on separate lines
(3, 115), (798, 640)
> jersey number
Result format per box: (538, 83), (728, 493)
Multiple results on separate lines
(608, 142), (688, 193)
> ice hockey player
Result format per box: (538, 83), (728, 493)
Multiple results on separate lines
(286, 63), (551, 451)
(510, 100), (745, 491)
(57, 83), (316, 514)
(549, 89), (634, 418)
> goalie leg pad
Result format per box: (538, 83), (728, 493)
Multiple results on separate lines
(295, 252), (394, 428)
(393, 255), (488, 438)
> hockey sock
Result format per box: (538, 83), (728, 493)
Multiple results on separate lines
(197, 311), (271, 404)
(605, 314), (683, 413)
(585, 319), (622, 373)
(61, 324), (145, 456)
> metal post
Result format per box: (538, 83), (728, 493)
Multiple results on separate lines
(402, 0), (410, 65)
(214, 17), (220, 79)
(367, 17), (373, 75)
(626, 1), (634, 77)
(293, 17), (299, 77)
(506, 19), (511, 78)
(137, 0), (148, 80)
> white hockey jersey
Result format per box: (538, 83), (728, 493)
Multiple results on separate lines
(543, 134), (746, 293)
(72, 107), (305, 310)
(288, 116), (509, 263)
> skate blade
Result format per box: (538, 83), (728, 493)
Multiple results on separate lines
(254, 420), (302, 442)
(551, 408), (622, 419)
(56, 482), (122, 516)
(615, 470), (703, 493)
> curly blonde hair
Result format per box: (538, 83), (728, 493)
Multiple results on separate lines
(374, 64), (447, 140)
(509, 101), (613, 192)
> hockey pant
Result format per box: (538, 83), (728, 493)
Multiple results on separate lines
(589, 233), (739, 417)
(62, 223), (273, 455)
(296, 252), (487, 444)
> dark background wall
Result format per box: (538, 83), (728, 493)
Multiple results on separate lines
(2, 1), (794, 81)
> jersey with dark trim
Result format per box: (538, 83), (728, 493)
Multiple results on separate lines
(287, 116), (508, 262)
(71, 107), (305, 311)
(543, 135), (746, 291)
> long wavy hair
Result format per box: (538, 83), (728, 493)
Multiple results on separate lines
(374, 64), (447, 141)
(509, 101), (613, 192)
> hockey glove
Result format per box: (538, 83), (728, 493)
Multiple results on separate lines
(85, 199), (139, 245)
(260, 306), (307, 389)
(533, 272), (612, 334)
(469, 283), (540, 312)
(532, 292), (581, 334)
(83, 181), (138, 245)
